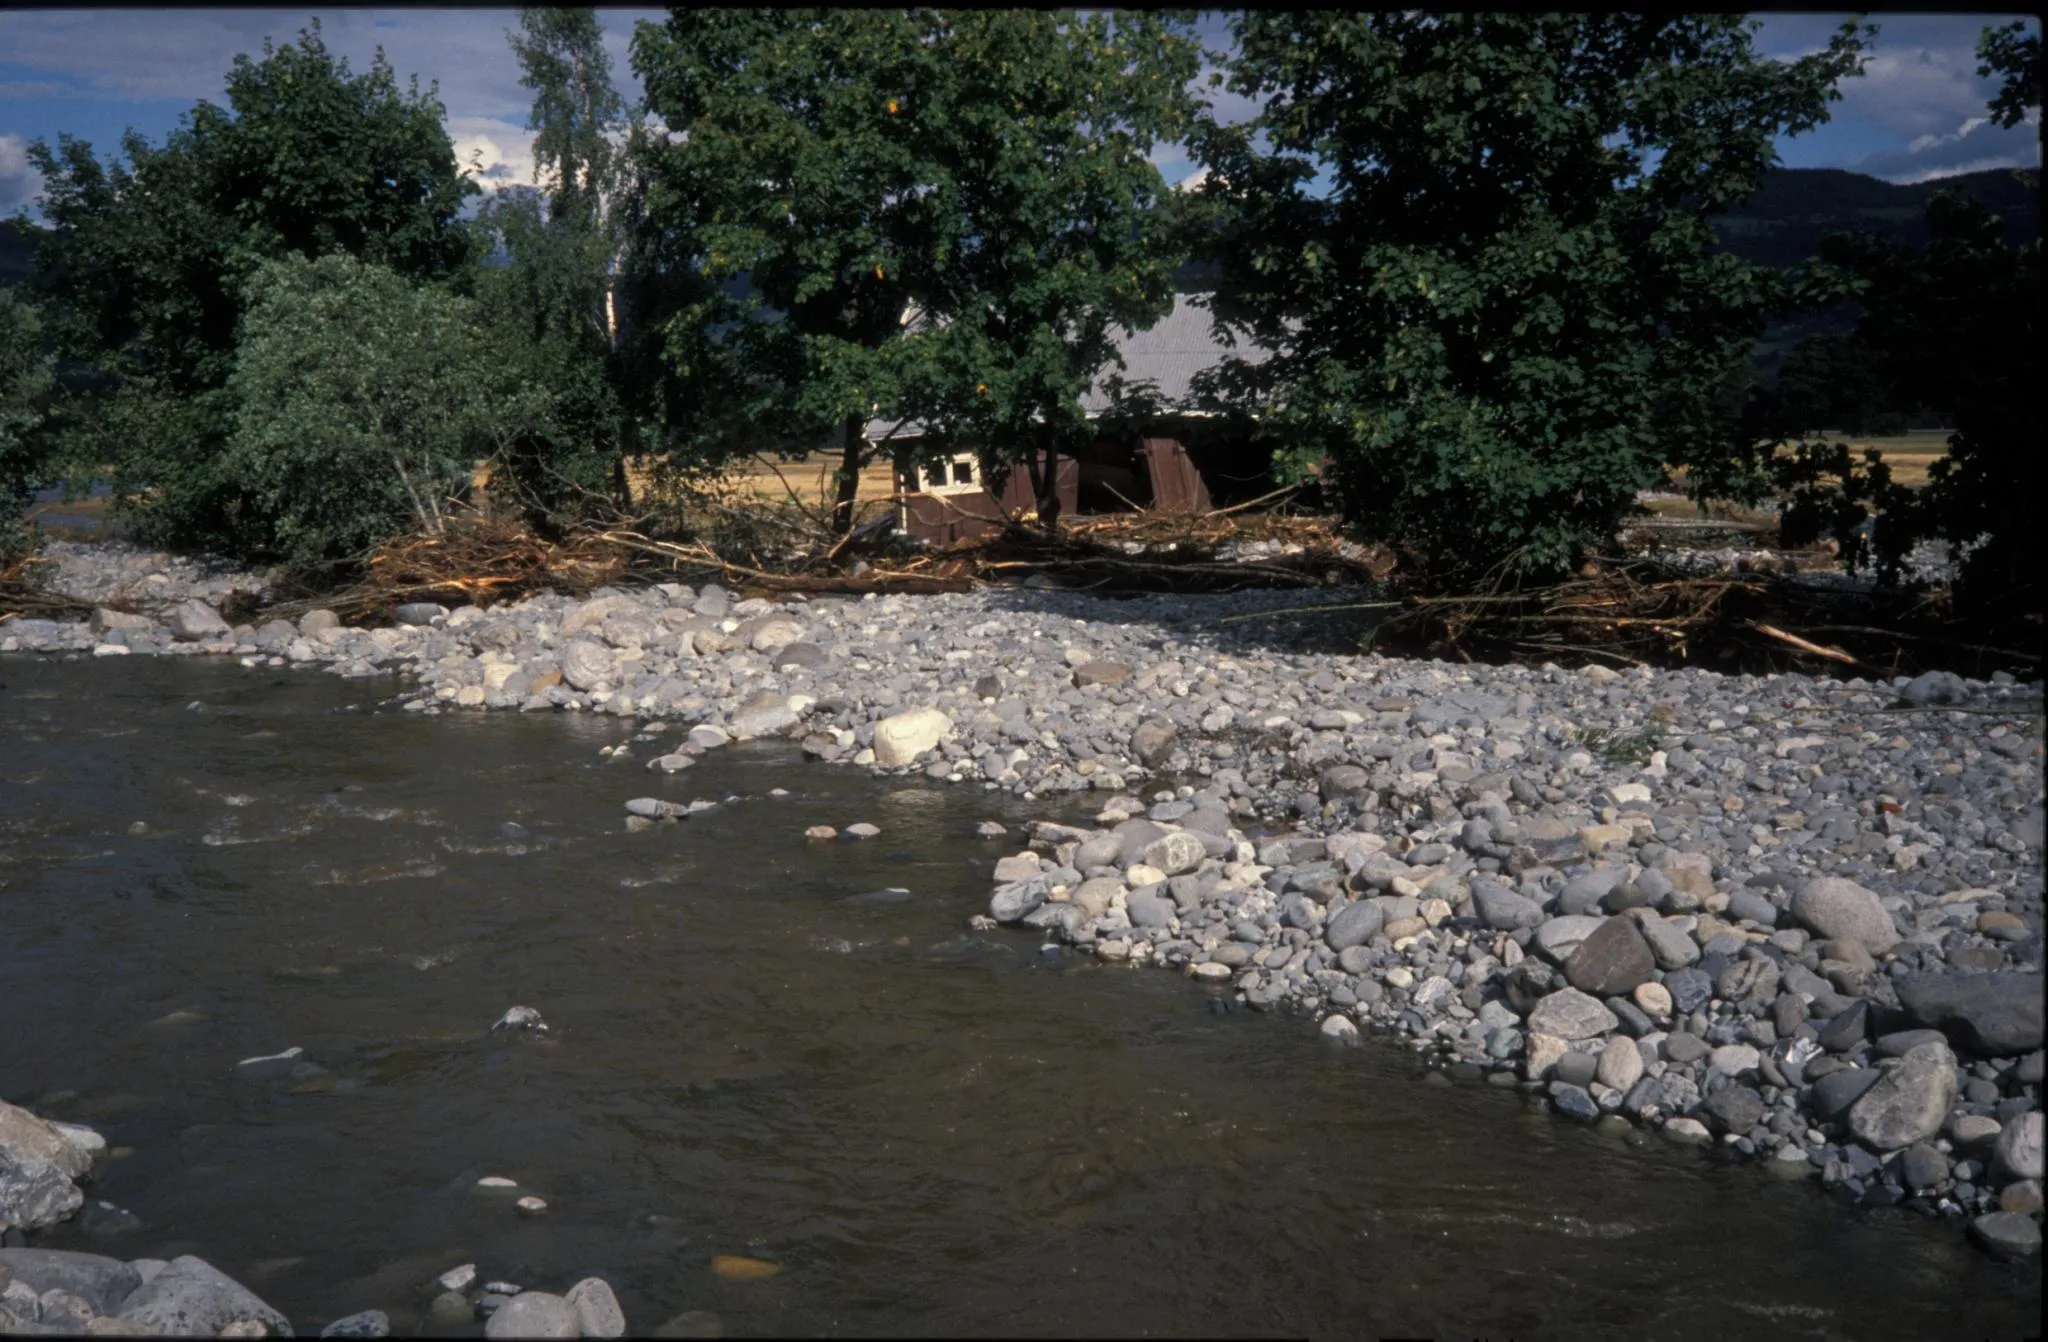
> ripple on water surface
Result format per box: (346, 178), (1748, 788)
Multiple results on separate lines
(0, 654), (2038, 1340)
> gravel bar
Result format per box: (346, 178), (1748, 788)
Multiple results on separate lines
(6, 539), (2043, 1260)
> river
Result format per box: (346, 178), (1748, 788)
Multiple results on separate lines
(1, 655), (2037, 1338)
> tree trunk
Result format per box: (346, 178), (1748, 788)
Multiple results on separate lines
(1032, 441), (1062, 533)
(830, 414), (867, 536)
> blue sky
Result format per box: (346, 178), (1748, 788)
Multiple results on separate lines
(0, 10), (2039, 218)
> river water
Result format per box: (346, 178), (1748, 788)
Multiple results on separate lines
(1, 655), (2038, 1339)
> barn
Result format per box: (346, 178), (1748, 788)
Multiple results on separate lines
(872, 296), (1271, 544)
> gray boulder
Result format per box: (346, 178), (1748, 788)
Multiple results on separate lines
(1969, 1211), (2042, 1259)
(167, 599), (232, 641)
(0, 1250), (141, 1316)
(1526, 987), (1618, 1041)
(990, 879), (1047, 924)
(1131, 719), (1178, 771)
(1847, 1040), (1959, 1152)
(1894, 971), (2045, 1057)
(565, 1278), (627, 1339)
(321, 1309), (392, 1337)
(1699, 1083), (1765, 1135)
(1472, 882), (1545, 931)
(1564, 916), (1654, 997)
(486, 1291), (581, 1339)
(561, 639), (618, 692)
(117, 1255), (290, 1337)
(1323, 900), (1384, 951)
(1532, 915), (1606, 966)
(1628, 911), (1701, 969)
(1318, 765), (1373, 803)
(1789, 877), (1898, 955)
(1994, 1111), (2044, 1183)
(1127, 887), (1176, 931)
(1807, 1066), (1883, 1122)
(1139, 831), (1206, 877)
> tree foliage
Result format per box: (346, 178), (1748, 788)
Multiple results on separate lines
(886, 11), (1202, 527)
(1774, 26), (2039, 604)
(0, 287), (56, 526)
(633, 9), (1201, 531)
(21, 21), (475, 555)
(1187, 14), (1868, 580)
(226, 253), (527, 571)
(634, 9), (945, 531)
(473, 7), (649, 525)
(1978, 20), (2042, 130)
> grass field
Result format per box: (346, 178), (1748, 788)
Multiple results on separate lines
(1813, 433), (1948, 488)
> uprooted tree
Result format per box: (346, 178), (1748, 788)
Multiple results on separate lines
(1186, 13), (1870, 583)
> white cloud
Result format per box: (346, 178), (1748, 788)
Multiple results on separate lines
(446, 115), (534, 196)
(0, 132), (42, 214)
(1838, 46), (2001, 140)
(1851, 109), (2042, 183)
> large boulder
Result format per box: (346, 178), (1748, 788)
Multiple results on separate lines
(1472, 881), (1546, 931)
(1789, 877), (1898, 955)
(1131, 718), (1178, 771)
(167, 599), (232, 642)
(0, 1250), (142, 1316)
(1847, 1040), (1959, 1152)
(1324, 900), (1384, 951)
(1526, 987), (1618, 1041)
(1994, 1110), (2044, 1183)
(116, 1256), (290, 1337)
(874, 708), (952, 766)
(1894, 971), (2045, 1057)
(1139, 831), (1206, 878)
(989, 878), (1047, 924)
(560, 639), (618, 692)
(485, 1291), (580, 1339)
(0, 1100), (98, 1232)
(1532, 915), (1606, 966)
(565, 1278), (627, 1339)
(1564, 916), (1655, 996)
(729, 691), (798, 740)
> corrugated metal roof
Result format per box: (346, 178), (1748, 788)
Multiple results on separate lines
(1080, 294), (1268, 415)
(866, 295), (1266, 442)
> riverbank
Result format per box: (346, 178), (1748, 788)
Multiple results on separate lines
(4, 539), (2043, 1269)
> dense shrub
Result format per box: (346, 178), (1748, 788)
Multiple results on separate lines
(23, 23), (475, 557)
(225, 253), (531, 572)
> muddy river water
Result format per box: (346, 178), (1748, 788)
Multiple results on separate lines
(1, 656), (2038, 1339)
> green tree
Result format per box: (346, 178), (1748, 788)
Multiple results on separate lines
(225, 253), (529, 571)
(475, 7), (641, 522)
(20, 21), (476, 556)
(634, 9), (953, 534)
(1767, 332), (1898, 438)
(1978, 20), (2042, 130)
(1776, 24), (2038, 602)
(889, 11), (1202, 528)
(0, 287), (56, 527)
(1779, 192), (2038, 597)
(1187, 14), (1868, 581)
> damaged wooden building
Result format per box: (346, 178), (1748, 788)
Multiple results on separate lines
(872, 296), (1273, 545)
